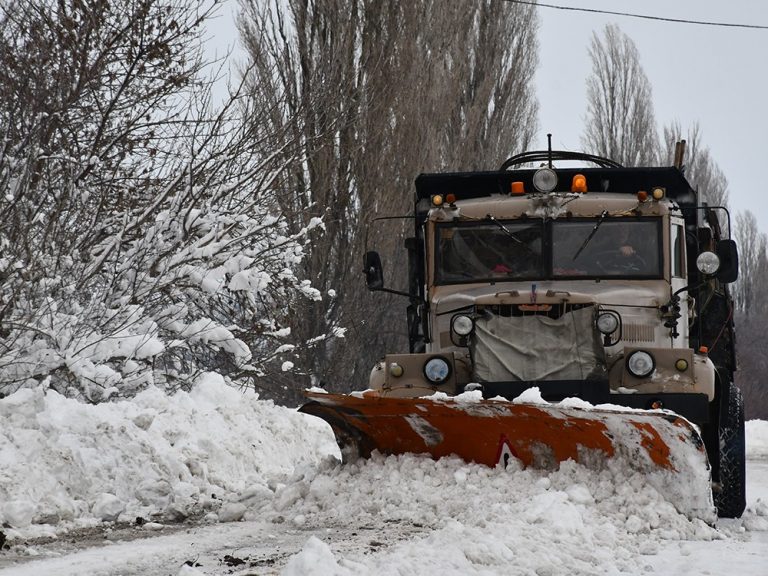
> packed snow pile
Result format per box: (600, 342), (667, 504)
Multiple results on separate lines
(280, 422), (768, 576)
(1, 379), (767, 575)
(0, 373), (336, 535)
(280, 452), (721, 576)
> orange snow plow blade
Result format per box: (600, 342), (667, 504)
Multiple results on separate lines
(300, 391), (715, 519)
(299, 391), (705, 470)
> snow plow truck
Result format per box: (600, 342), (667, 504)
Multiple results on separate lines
(300, 144), (745, 519)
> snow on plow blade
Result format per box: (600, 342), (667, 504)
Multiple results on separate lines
(299, 391), (715, 520)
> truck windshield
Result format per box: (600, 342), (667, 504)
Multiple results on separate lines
(437, 221), (544, 283)
(435, 218), (661, 284)
(551, 219), (661, 277)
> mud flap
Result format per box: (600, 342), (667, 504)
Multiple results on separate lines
(299, 392), (715, 521)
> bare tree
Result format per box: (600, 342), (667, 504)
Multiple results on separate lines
(735, 314), (768, 419)
(582, 24), (658, 166)
(734, 211), (768, 314)
(735, 312), (768, 419)
(237, 0), (539, 392)
(732, 210), (768, 418)
(662, 122), (729, 209)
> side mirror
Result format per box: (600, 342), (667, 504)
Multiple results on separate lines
(363, 251), (384, 290)
(716, 239), (739, 284)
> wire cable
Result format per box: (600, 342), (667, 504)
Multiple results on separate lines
(502, 0), (768, 31)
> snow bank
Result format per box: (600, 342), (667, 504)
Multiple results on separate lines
(746, 420), (768, 459)
(0, 373), (337, 536)
(2, 380), (767, 575)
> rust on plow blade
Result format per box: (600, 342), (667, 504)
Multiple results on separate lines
(299, 391), (708, 476)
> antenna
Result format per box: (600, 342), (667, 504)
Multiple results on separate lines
(547, 133), (553, 168)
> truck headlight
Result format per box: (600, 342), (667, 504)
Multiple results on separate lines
(626, 350), (655, 378)
(696, 251), (720, 275)
(424, 357), (451, 383)
(533, 168), (557, 193)
(451, 314), (474, 336)
(596, 312), (619, 335)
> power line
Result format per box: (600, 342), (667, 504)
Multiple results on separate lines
(502, 0), (768, 30)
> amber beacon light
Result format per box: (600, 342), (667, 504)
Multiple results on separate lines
(510, 181), (525, 195)
(571, 174), (587, 193)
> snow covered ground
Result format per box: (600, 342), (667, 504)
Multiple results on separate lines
(0, 375), (766, 575)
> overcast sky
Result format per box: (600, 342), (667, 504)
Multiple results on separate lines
(536, 0), (768, 236)
(206, 0), (768, 235)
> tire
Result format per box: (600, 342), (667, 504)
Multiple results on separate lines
(714, 385), (746, 518)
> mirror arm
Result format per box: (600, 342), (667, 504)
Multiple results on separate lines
(369, 286), (413, 298)
(368, 284), (428, 310)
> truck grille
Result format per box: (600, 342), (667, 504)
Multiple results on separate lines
(476, 302), (593, 320)
(622, 322), (655, 342)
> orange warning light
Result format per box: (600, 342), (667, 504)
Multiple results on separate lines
(511, 181), (525, 195)
(571, 174), (587, 193)
(637, 190), (649, 202)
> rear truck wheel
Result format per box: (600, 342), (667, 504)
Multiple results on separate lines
(714, 385), (746, 518)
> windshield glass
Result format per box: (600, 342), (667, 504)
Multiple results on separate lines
(552, 219), (660, 277)
(436, 221), (543, 283)
(434, 218), (661, 284)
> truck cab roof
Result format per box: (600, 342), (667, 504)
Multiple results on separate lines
(415, 166), (698, 224)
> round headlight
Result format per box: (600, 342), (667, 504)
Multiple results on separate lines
(627, 350), (655, 378)
(452, 315), (474, 336)
(532, 168), (558, 193)
(696, 251), (720, 275)
(424, 357), (451, 383)
(596, 312), (619, 335)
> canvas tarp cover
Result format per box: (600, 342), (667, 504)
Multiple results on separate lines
(471, 307), (606, 381)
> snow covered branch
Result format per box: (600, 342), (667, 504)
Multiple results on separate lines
(0, 0), (335, 402)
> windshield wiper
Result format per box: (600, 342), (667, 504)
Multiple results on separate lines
(573, 210), (608, 261)
(485, 215), (525, 247)
(485, 215), (541, 257)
